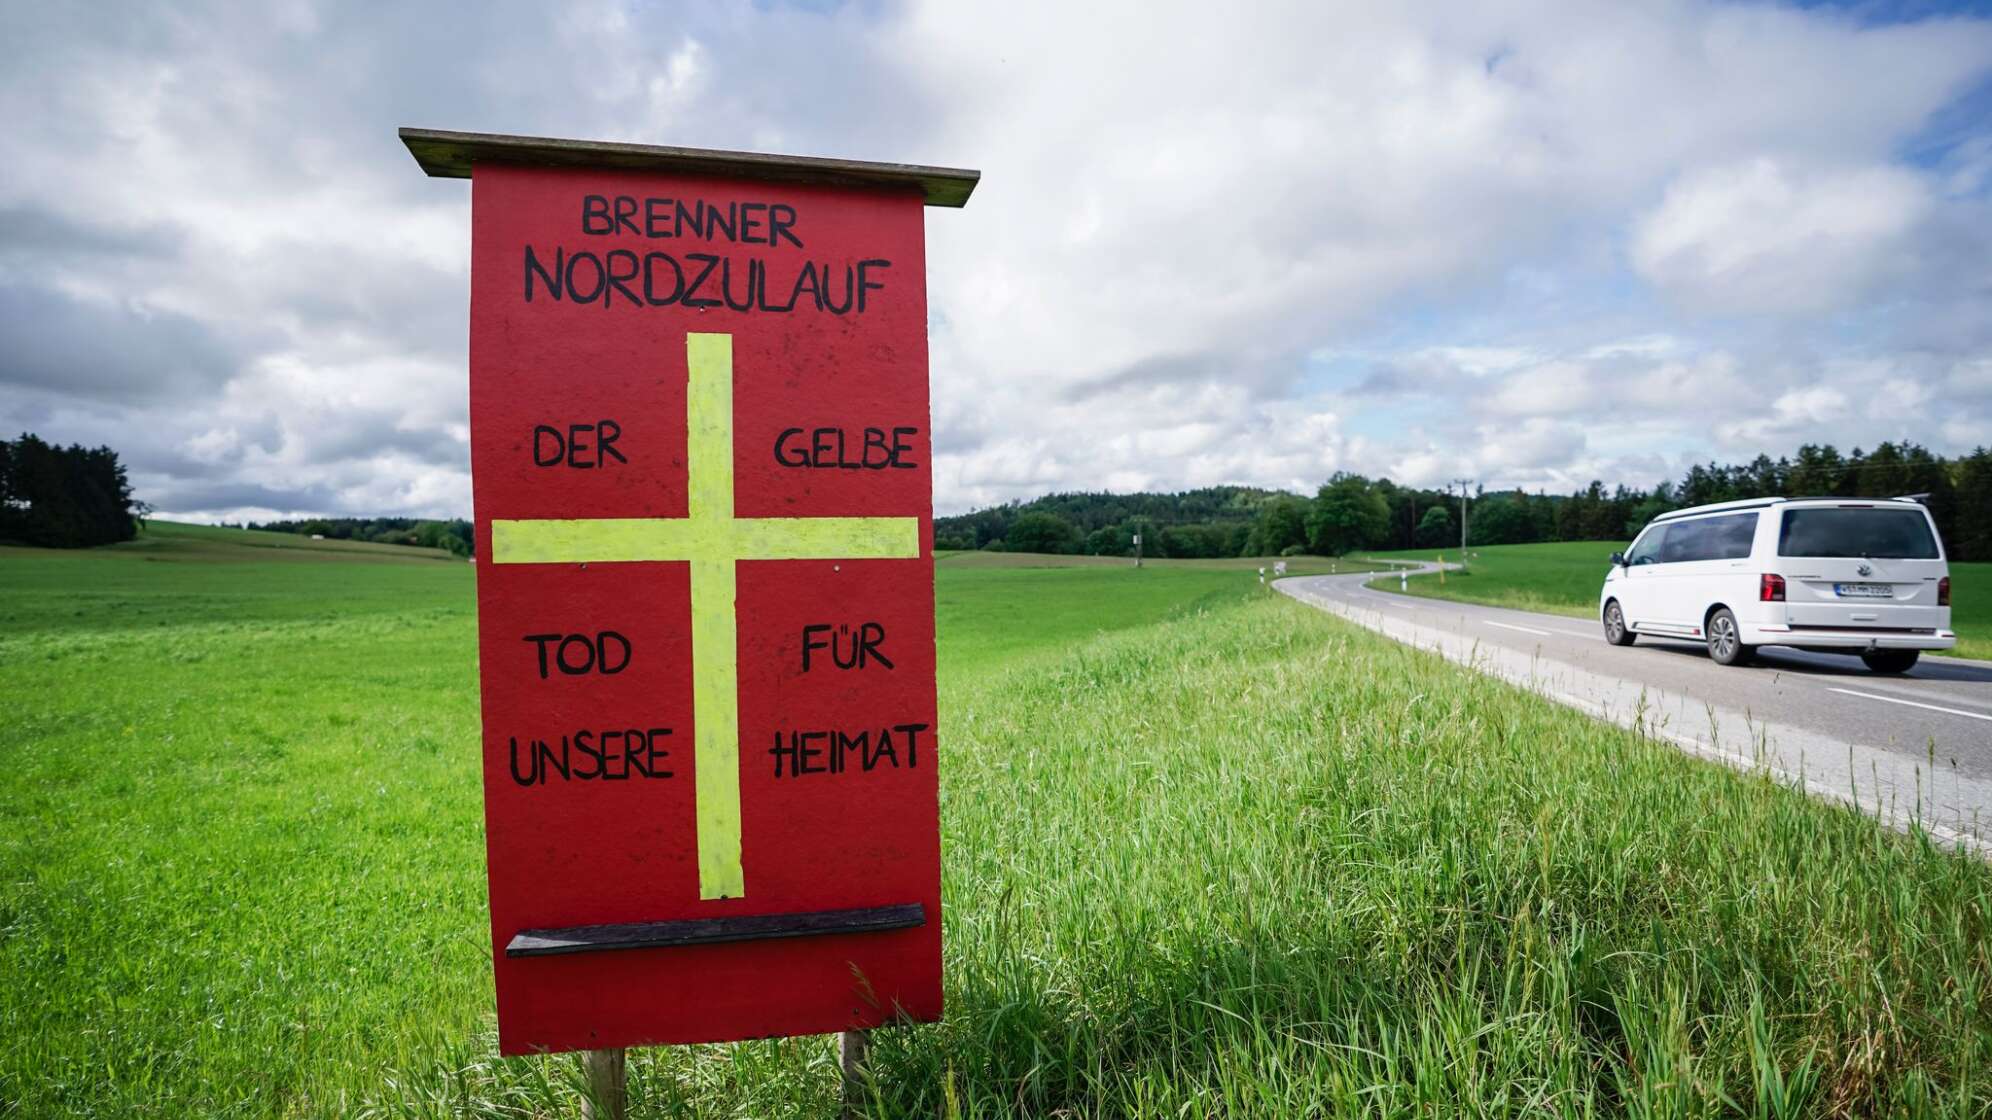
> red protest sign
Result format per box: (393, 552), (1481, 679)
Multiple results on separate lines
(404, 130), (976, 1055)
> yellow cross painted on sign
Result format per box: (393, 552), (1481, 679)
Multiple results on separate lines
(490, 333), (920, 900)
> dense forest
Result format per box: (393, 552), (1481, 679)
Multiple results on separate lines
(934, 486), (1288, 559)
(0, 433), (141, 548)
(250, 517), (474, 557)
(937, 441), (1992, 562)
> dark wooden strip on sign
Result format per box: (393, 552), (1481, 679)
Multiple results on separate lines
(398, 127), (980, 208)
(505, 903), (926, 958)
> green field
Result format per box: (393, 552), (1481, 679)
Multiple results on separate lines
(934, 551), (1393, 676)
(3, 525), (1989, 1117)
(1360, 541), (1992, 661)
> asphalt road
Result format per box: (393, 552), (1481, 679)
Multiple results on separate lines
(1277, 567), (1992, 852)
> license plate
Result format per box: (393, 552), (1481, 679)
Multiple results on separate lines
(1835, 582), (1894, 598)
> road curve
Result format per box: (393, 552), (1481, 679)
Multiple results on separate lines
(1276, 566), (1992, 854)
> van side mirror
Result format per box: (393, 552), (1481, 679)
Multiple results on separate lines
(1609, 551), (1627, 568)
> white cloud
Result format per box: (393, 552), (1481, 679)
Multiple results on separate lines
(1716, 385), (1849, 446)
(0, 0), (1989, 520)
(1487, 360), (1599, 416)
(1479, 417), (1588, 474)
(901, 1), (1992, 505)
(1631, 158), (1933, 314)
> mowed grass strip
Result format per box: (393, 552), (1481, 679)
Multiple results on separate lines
(0, 529), (1987, 1116)
(936, 551), (1392, 681)
(937, 551), (1398, 574)
(1361, 541), (1992, 661)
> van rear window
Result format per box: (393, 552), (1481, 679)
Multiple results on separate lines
(1777, 508), (1939, 559)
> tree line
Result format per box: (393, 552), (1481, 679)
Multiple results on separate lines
(934, 486), (1289, 559)
(0, 433), (141, 548)
(251, 517), (474, 557)
(10, 430), (1985, 562)
(936, 441), (1992, 562)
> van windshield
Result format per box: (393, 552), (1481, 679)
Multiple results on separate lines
(1777, 508), (1940, 560)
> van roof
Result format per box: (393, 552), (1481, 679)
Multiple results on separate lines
(1650, 495), (1928, 524)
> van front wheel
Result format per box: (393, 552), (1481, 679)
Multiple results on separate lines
(1860, 649), (1920, 675)
(1603, 600), (1635, 646)
(1706, 608), (1753, 666)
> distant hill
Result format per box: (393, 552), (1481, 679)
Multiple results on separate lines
(936, 440), (1992, 562)
(136, 521), (464, 563)
(935, 485), (1297, 559)
(248, 516), (473, 557)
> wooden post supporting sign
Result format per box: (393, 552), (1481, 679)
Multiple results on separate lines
(838, 1028), (870, 1118)
(404, 128), (976, 1108)
(580, 1048), (626, 1120)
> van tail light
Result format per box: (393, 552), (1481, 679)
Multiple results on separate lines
(1760, 573), (1786, 602)
(1938, 576), (1950, 607)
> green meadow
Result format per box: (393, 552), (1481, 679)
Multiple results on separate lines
(2, 525), (1989, 1118)
(1360, 541), (1992, 661)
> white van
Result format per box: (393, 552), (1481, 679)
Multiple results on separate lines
(1599, 497), (1954, 673)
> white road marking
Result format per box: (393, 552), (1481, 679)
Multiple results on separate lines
(1839, 679), (1992, 715)
(1512, 621), (1599, 638)
(1537, 617), (1601, 637)
(1825, 688), (1992, 724)
(1483, 620), (1553, 637)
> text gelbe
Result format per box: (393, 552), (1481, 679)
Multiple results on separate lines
(774, 426), (919, 470)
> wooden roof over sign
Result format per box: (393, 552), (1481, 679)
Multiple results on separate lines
(399, 127), (980, 208)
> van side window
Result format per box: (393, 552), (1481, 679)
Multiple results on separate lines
(1657, 512), (1757, 563)
(1706, 512), (1758, 560)
(1626, 525), (1667, 565)
(1660, 518), (1707, 563)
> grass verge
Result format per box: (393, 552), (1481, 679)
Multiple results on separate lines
(1, 529), (1986, 1116)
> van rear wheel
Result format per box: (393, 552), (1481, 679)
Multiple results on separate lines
(1602, 600), (1635, 646)
(1706, 608), (1753, 666)
(1860, 649), (1920, 675)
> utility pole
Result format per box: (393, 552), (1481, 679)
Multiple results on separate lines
(1451, 478), (1473, 571)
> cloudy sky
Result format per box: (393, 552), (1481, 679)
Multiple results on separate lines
(3, 1), (1990, 519)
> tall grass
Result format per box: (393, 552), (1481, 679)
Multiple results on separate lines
(871, 596), (1991, 1118)
(364, 596), (1992, 1117)
(2, 532), (1986, 1116)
